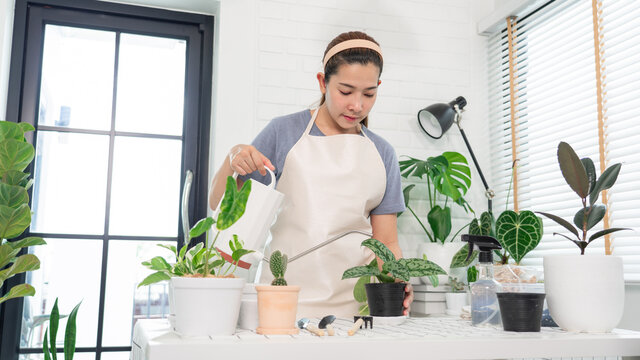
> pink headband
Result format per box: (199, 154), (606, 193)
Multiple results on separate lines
(322, 39), (383, 68)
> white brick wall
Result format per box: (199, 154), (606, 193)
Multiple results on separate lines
(212, 0), (493, 258)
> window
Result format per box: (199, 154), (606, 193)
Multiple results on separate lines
(487, 0), (640, 281)
(0, 1), (213, 359)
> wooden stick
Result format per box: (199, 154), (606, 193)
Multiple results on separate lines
(348, 318), (364, 336)
(305, 324), (325, 336)
(326, 324), (335, 336)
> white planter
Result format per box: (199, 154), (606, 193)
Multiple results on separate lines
(445, 292), (468, 316)
(544, 255), (624, 333)
(171, 277), (245, 337)
(416, 242), (464, 286)
(238, 283), (259, 330)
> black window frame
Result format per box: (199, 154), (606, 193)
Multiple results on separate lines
(0, 1), (213, 359)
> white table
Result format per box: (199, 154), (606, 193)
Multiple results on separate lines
(131, 317), (640, 360)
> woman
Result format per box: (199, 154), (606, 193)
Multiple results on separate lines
(209, 31), (413, 318)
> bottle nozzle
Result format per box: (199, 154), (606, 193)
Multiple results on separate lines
(461, 234), (502, 263)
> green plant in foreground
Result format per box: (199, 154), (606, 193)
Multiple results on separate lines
(537, 141), (629, 254)
(269, 250), (288, 286)
(448, 276), (466, 292)
(43, 298), (81, 360)
(0, 120), (46, 305)
(138, 176), (254, 286)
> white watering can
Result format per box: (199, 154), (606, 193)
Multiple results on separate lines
(212, 168), (284, 270)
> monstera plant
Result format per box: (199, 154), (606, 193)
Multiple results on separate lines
(0, 121), (46, 305)
(399, 151), (473, 243)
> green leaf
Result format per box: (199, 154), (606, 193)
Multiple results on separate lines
(342, 265), (380, 279)
(495, 210), (543, 264)
(467, 266), (478, 283)
(573, 205), (606, 232)
(232, 248), (254, 263)
(469, 212), (495, 237)
(0, 254), (40, 283)
(138, 271), (172, 288)
(581, 158), (596, 195)
(0, 283), (35, 305)
(0, 243), (20, 269)
(589, 163), (622, 205)
(17, 122), (35, 134)
(50, 298), (59, 360)
(557, 142), (590, 199)
(427, 205), (451, 243)
(353, 275), (370, 303)
(0, 182), (29, 209)
(358, 303), (369, 316)
(189, 217), (214, 239)
(0, 122), (26, 141)
(217, 176), (252, 230)
(2, 170), (29, 186)
(178, 244), (188, 261)
(450, 243), (477, 268)
(7, 236), (46, 250)
(157, 244), (178, 258)
(43, 328), (51, 360)
(397, 184), (416, 217)
(0, 203), (31, 239)
(149, 256), (172, 272)
(397, 258), (446, 277)
(382, 260), (410, 282)
(427, 275), (439, 287)
(361, 238), (395, 263)
(64, 301), (81, 360)
(588, 227), (630, 243)
(0, 138), (35, 174)
(399, 152), (471, 202)
(537, 211), (580, 241)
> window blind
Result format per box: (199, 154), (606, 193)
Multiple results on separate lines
(486, 0), (640, 281)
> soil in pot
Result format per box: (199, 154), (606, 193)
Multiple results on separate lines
(365, 282), (406, 316)
(497, 292), (545, 332)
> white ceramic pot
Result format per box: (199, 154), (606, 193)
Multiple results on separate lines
(171, 277), (245, 337)
(416, 242), (464, 286)
(238, 283), (259, 330)
(445, 292), (468, 316)
(544, 255), (624, 333)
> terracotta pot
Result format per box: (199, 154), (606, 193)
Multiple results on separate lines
(255, 285), (300, 334)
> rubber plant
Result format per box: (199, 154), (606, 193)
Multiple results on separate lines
(138, 176), (254, 286)
(537, 141), (629, 254)
(399, 151), (473, 244)
(0, 121), (46, 305)
(342, 238), (446, 314)
(43, 298), (81, 360)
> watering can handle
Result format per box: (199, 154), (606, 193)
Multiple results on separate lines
(181, 170), (194, 244)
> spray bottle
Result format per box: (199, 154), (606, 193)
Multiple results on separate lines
(462, 234), (502, 327)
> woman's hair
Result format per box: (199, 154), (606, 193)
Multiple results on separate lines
(320, 31), (383, 128)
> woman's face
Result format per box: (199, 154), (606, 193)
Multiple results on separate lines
(318, 62), (380, 133)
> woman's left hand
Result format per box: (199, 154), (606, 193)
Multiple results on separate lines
(403, 283), (414, 316)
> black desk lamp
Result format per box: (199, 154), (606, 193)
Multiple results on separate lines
(417, 96), (495, 213)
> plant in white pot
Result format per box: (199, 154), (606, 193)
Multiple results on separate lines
(537, 141), (629, 332)
(255, 250), (300, 334)
(399, 151), (473, 286)
(139, 176), (255, 336)
(444, 276), (468, 316)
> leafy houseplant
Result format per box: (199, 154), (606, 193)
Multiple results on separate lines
(43, 298), (81, 360)
(342, 239), (446, 316)
(537, 141), (628, 254)
(0, 121), (46, 305)
(255, 250), (300, 334)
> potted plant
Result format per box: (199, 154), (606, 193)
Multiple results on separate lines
(444, 276), (468, 316)
(537, 141), (629, 332)
(0, 121), (46, 306)
(342, 238), (446, 316)
(42, 298), (81, 360)
(399, 151), (473, 285)
(139, 176), (255, 336)
(254, 250), (300, 334)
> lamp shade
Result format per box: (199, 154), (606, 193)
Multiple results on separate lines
(417, 96), (467, 139)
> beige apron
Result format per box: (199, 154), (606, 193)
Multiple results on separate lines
(259, 109), (387, 318)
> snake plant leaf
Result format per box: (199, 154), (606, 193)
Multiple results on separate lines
(342, 265), (380, 279)
(353, 275), (371, 303)
(557, 142), (590, 199)
(0, 138), (35, 174)
(0, 203), (31, 239)
(0, 183), (28, 209)
(589, 163), (622, 206)
(64, 301), (81, 360)
(361, 238), (396, 263)
(495, 210), (543, 264)
(450, 243), (477, 268)
(0, 283), (35, 305)
(189, 217), (214, 238)
(50, 298), (59, 360)
(537, 211), (580, 240)
(138, 271), (171, 287)
(588, 227), (631, 243)
(217, 176), (251, 230)
(581, 158), (596, 195)
(573, 205), (606, 232)
(7, 236), (46, 250)
(397, 257), (446, 277)
(427, 205), (451, 243)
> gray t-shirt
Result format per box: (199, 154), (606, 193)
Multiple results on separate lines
(240, 109), (405, 215)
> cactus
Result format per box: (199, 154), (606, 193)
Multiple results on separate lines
(269, 250), (288, 286)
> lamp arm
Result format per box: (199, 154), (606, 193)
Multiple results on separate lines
(456, 124), (495, 213)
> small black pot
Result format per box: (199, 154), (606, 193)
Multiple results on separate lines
(365, 282), (406, 316)
(497, 292), (546, 332)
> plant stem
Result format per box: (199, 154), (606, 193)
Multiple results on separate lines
(506, 160), (517, 211)
(407, 205), (434, 242)
(203, 231), (220, 277)
(448, 222), (470, 242)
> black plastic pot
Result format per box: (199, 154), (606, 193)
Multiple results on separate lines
(497, 292), (546, 332)
(365, 282), (406, 316)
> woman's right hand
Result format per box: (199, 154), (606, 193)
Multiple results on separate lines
(228, 144), (275, 176)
